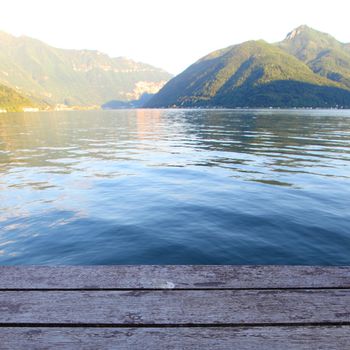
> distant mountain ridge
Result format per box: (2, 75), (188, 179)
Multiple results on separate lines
(147, 26), (350, 108)
(0, 31), (172, 107)
(102, 93), (155, 109)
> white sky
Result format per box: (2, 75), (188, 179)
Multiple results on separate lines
(1, 0), (349, 74)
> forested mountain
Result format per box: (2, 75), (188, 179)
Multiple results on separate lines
(0, 31), (171, 107)
(0, 83), (37, 112)
(278, 25), (350, 89)
(147, 26), (350, 108)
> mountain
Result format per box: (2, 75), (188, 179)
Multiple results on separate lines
(147, 27), (350, 108)
(277, 25), (350, 89)
(0, 83), (38, 112)
(0, 31), (172, 107)
(102, 93), (155, 109)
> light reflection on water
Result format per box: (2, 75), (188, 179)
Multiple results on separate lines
(0, 109), (350, 265)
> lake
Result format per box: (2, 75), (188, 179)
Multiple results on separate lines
(0, 109), (350, 265)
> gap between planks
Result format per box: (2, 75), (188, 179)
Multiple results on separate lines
(1, 286), (350, 291)
(1, 322), (350, 328)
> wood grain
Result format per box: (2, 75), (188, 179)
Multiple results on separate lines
(1, 289), (350, 325)
(1, 266), (349, 348)
(0, 326), (349, 350)
(0, 265), (349, 289)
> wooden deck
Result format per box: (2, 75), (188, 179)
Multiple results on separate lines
(0, 266), (349, 349)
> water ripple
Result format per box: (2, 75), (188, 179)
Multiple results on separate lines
(0, 109), (350, 265)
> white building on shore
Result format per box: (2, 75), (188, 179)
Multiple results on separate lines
(23, 107), (39, 112)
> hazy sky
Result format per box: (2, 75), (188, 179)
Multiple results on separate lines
(1, 0), (349, 74)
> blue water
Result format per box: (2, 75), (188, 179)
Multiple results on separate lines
(0, 109), (349, 265)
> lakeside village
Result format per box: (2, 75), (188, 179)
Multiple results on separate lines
(0, 105), (348, 113)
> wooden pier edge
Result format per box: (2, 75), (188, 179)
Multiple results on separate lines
(0, 265), (349, 349)
(1, 265), (349, 289)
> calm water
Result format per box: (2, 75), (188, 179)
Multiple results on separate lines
(0, 109), (350, 265)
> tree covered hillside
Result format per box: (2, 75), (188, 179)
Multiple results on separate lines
(278, 25), (350, 89)
(147, 37), (350, 108)
(0, 31), (172, 107)
(0, 84), (37, 112)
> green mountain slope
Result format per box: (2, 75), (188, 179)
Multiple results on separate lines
(277, 25), (350, 88)
(0, 31), (171, 107)
(0, 83), (37, 112)
(147, 38), (350, 108)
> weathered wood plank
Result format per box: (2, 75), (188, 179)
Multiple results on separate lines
(0, 266), (349, 289)
(0, 326), (349, 350)
(1, 289), (350, 325)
